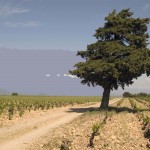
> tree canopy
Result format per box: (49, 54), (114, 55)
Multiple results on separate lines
(70, 9), (150, 109)
(123, 92), (133, 98)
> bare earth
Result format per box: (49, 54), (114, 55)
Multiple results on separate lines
(0, 99), (120, 150)
(30, 98), (149, 150)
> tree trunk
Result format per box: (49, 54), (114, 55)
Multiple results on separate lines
(100, 87), (111, 109)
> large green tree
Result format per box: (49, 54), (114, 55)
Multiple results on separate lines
(70, 9), (150, 109)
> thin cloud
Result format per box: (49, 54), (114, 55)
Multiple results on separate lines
(0, 5), (30, 16)
(4, 21), (42, 27)
(64, 74), (78, 79)
(57, 74), (60, 77)
(21, 0), (41, 2)
(22, 0), (43, 2)
(46, 74), (51, 77)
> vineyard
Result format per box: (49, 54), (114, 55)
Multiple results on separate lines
(0, 96), (150, 149)
(34, 97), (150, 150)
(0, 95), (100, 120)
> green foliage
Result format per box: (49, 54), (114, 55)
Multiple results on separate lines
(143, 116), (150, 129)
(92, 122), (100, 135)
(135, 98), (150, 108)
(123, 92), (133, 98)
(136, 92), (148, 97)
(12, 93), (19, 96)
(129, 98), (140, 111)
(70, 9), (150, 109)
(8, 102), (15, 120)
(0, 96), (100, 119)
(89, 111), (110, 147)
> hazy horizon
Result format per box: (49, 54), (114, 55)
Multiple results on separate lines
(0, 48), (150, 97)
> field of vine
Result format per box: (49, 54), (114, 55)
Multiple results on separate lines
(34, 98), (150, 150)
(136, 96), (150, 105)
(0, 97), (150, 149)
(0, 95), (100, 120)
(139, 96), (150, 102)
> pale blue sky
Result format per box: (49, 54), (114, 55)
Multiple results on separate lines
(0, 0), (150, 96)
(0, 0), (150, 50)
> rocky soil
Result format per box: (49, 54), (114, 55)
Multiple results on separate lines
(28, 98), (150, 150)
(0, 98), (149, 150)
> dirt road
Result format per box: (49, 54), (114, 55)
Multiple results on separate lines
(0, 98), (120, 150)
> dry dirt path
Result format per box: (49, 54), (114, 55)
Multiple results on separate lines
(0, 98), (120, 150)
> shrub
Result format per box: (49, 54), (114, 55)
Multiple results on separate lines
(11, 93), (18, 96)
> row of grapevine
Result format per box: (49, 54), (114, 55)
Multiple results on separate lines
(136, 96), (150, 104)
(116, 98), (124, 107)
(134, 98), (150, 108)
(129, 98), (150, 148)
(0, 96), (100, 120)
(88, 111), (110, 148)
